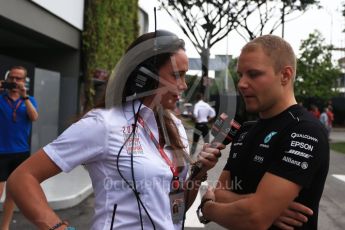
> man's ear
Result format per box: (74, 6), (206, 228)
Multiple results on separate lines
(281, 66), (293, 85)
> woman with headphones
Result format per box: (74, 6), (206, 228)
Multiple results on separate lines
(7, 30), (223, 230)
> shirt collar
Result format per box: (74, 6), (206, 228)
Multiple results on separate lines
(2, 92), (17, 102)
(123, 100), (155, 122)
(123, 100), (160, 141)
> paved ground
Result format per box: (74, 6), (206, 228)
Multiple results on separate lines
(1, 128), (345, 229)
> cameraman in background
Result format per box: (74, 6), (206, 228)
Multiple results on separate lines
(0, 66), (38, 230)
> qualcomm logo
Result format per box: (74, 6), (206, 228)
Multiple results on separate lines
(264, 131), (277, 144)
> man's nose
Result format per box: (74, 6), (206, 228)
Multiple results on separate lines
(237, 76), (248, 90)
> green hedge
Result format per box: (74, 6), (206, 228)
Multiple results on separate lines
(82, 0), (139, 110)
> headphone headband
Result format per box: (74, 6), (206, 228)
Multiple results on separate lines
(106, 35), (184, 108)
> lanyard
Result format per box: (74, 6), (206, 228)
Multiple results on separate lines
(137, 115), (180, 191)
(5, 96), (24, 122)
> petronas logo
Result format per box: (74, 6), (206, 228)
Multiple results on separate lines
(264, 131), (277, 144)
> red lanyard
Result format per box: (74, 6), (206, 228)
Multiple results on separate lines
(137, 115), (180, 191)
(5, 96), (23, 122)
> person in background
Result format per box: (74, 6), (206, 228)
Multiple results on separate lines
(326, 105), (334, 140)
(0, 66), (38, 230)
(320, 107), (330, 138)
(309, 104), (320, 119)
(7, 30), (223, 230)
(198, 35), (329, 230)
(190, 92), (216, 155)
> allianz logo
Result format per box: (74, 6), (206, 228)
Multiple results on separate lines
(282, 156), (309, 169)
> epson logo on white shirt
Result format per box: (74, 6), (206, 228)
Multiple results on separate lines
(291, 132), (318, 142)
(290, 141), (314, 152)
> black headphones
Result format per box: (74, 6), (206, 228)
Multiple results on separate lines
(122, 30), (185, 101)
(105, 30), (185, 107)
(128, 59), (160, 96)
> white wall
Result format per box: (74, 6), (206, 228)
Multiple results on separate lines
(30, 0), (84, 30)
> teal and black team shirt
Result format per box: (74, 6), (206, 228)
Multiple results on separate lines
(224, 104), (329, 230)
(0, 92), (38, 154)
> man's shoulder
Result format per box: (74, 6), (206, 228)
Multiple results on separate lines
(286, 113), (326, 139)
(285, 105), (323, 127)
(0, 92), (8, 104)
(28, 95), (37, 102)
(281, 110), (329, 148)
(295, 107), (325, 131)
(194, 100), (207, 109)
(198, 100), (213, 109)
(195, 100), (204, 106)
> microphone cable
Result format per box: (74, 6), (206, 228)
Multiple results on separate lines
(130, 100), (144, 229)
(112, 100), (156, 230)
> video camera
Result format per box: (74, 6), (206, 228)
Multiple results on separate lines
(1, 82), (17, 90)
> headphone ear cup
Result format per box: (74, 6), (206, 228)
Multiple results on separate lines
(131, 65), (159, 95)
(4, 70), (9, 80)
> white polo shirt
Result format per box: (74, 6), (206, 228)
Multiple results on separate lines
(43, 101), (189, 230)
(193, 100), (216, 123)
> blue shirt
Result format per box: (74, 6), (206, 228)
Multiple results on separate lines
(0, 92), (38, 154)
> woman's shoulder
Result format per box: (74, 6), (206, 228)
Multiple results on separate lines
(83, 107), (126, 126)
(170, 111), (182, 125)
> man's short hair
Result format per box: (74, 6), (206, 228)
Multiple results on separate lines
(10, 66), (27, 77)
(196, 92), (204, 101)
(242, 35), (296, 78)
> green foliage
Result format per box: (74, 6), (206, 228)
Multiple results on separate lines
(210, 57), (238, 95)
(185, 74), (202, 102)
(82, 0), (139, 110)
(295, 31), (342, 101)
(228, 57), (239, 86)
(210, 76), (223, 95)
(330, 142), (345, 154)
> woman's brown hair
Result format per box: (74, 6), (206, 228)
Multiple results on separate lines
(94, 30), (189, 167)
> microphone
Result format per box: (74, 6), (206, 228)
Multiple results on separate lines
(211, 113), (241, 145)
(190, 113), (241, 179)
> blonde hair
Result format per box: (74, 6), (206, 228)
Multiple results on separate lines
(242, 35), (296, 78)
